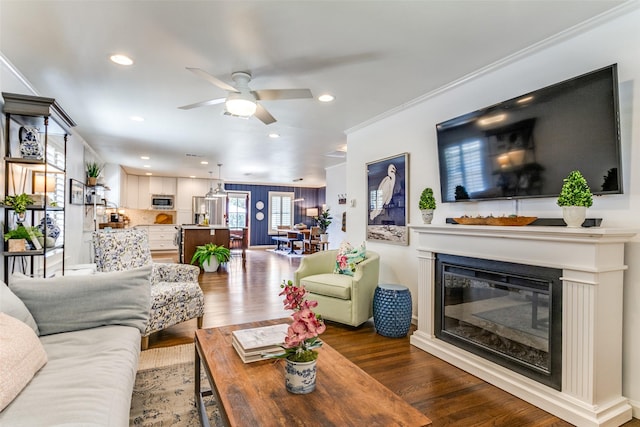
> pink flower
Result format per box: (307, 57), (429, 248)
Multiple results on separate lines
(278, 280), (325, 354)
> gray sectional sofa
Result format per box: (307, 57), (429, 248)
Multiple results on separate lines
(0, 265), (152, 426)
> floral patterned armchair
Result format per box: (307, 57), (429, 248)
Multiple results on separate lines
(92, 229), (204, 350)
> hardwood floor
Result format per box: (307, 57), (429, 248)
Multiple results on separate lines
(150, 249), (639, 427)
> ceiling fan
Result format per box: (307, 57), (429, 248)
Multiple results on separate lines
(178, 68), (313, 125)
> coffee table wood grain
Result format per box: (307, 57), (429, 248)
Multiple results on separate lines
(195, 319), (432, 427)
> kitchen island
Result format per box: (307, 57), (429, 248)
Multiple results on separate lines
(180, 225), (231, 264)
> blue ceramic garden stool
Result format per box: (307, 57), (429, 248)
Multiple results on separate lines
(373, 284), (412, 338)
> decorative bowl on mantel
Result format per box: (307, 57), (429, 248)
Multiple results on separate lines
(453, 216), (538, 226)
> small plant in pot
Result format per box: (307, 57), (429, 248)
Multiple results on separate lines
(418, 188), (436, 224)
(313, 209), (333, 242)
(557, 170), (593, 228)
(3, 193), (34, 223)
(86, 161), (103, 186)
(4, 225), (42, 252)
(190, 243), (231, 272)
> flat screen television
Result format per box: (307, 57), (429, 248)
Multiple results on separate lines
(436, 64), (622, 203)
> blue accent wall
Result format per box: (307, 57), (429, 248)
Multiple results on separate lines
(225, 183), (326, 246)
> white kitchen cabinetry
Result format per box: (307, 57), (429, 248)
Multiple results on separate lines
(124, 175), (152, 209)
(149, 177), (176, 195)
(176, 177), (208, 210)
(136, 225), (178, 251)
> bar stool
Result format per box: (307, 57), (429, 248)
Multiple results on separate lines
(373, 284), (412, 337)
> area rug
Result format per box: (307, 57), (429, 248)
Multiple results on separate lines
(130, 344), (224, 426)
(267, 248), (305, 258)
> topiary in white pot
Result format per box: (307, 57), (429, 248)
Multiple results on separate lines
(418, 188), (436, 224)
(557, 170), (593, 227)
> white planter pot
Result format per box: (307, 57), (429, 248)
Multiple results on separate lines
(285, 359), (317, 394)
(202, 258), (220, 272)
(420, 209), (434, 224)
(562, 206), (587, 228)
(320, 233), (328, 242)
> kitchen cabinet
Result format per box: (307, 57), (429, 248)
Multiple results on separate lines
(136, 225), (178, 251)
(176, 177), (208, 210)
(124, 175), (150, 209)
(149, 176), (176, 195)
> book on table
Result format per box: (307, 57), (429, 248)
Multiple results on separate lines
(231, 323), (289, 363)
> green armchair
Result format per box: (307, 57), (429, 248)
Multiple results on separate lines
(294, 249), (380, 327)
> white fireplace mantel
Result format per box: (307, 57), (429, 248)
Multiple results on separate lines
(409, 224), (637, 427)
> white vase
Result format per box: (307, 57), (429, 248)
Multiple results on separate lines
(285, 359), (317, 394)
(320, 233), (328, 242)
(562, 206), (586, 228)
(420, 209), (434, 224)
(202, 258), (220, 272)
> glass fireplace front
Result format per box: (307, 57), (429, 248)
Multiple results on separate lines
(435, 254), (562, 390)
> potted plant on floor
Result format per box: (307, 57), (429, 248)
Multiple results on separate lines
(557, 170), (593, 227)
(418, 187), (436, 224)
(313, 208), (333, 242)
(190, 243), (231, 272)
(86, 161), (103, 186)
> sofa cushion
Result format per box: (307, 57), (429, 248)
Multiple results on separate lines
(334, 241), (366, 276)
(0, 324), (140, 427)
(301, 273), (353, 300)
(0, 313), (47, 412)
(0, 283), (39, 335)
(10, 265), (152, 336)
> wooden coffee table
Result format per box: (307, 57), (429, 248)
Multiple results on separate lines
(195, 319), (432, 427)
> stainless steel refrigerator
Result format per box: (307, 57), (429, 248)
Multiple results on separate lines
(192, 196), (226, 225)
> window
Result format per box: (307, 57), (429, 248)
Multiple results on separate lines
(268, 191), (293, 233)
(227, 192), (248, 228)
(444, 139), (486, 200)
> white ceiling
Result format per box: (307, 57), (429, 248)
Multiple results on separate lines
(0, 0), (627, 187)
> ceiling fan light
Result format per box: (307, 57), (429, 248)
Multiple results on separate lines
(225, 95), (257, 117)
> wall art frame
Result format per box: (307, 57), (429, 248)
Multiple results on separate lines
(69, 179), (85, 205)
(366, 152), (409, 245)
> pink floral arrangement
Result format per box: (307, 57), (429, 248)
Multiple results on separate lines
(268, 279), (326, 362)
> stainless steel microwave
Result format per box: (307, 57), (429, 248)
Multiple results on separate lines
(150, 194), (174, 210)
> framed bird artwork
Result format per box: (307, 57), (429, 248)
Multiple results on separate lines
(366, 153), (409, 245)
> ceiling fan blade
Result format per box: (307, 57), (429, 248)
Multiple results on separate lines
(178, 97), (226, 110)
(186, 67), (239, 93)
(253, 89), (313, 101)
(254, 103), (276, 125)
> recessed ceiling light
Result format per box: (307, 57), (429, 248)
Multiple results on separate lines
(130, 116), (144, 122)
(143, 165), (151, 168)
(109, 54), (133, 66)
(318, 94), (335, 102)
(268, 133), (280, 139)
(200, 161), (209, 165)
(140, 156), (150, 160)
(145, 172), (152, 176)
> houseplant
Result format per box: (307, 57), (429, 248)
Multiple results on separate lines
(313, 208), (333, 242)
(3, 193), (34, 223)
(557, 170), (593, 227)
(190, 243), (231, 272)
(86, 161), (103, 186)
(266, 279), (326, 394)
(418, 187), (436, 224)
(4, 225), (42, 252)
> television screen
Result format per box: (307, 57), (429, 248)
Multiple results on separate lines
(436, 64), (622, 203)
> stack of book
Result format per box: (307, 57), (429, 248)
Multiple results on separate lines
(231, 323), (289, 363)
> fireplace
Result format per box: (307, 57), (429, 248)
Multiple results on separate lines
(435, 254), (562, 390)
(409, 224), (635, 427)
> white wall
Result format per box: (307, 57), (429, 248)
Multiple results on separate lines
(343, 5), (640, 415)
(324, 162), (347, 249)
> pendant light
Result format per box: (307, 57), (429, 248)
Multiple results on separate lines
(204, 171), (216, 200)
(212, 163), (227, 198)
(293, 178), (304, 202)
